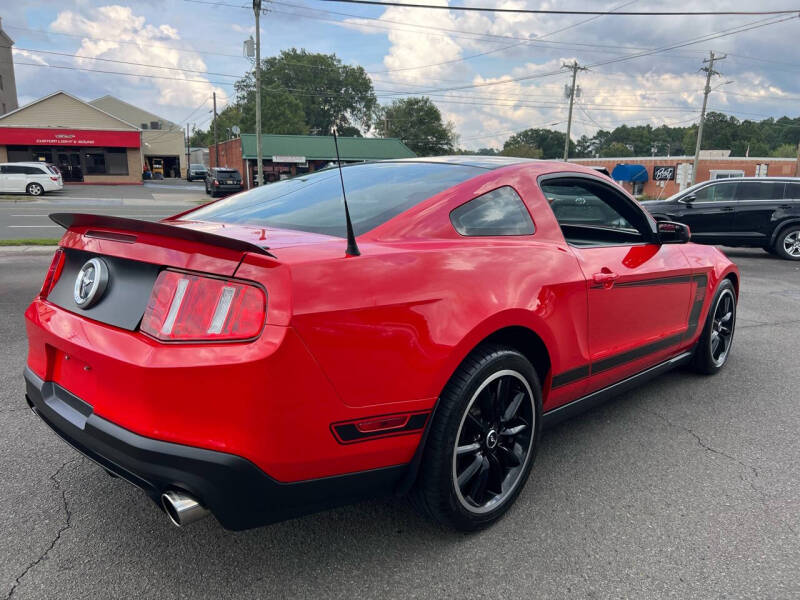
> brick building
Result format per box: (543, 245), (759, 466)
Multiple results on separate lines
(571, 154), (800, 199)
(209, 134), (415, 189)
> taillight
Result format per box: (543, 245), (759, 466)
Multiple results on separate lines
(39, 248), (65, 298)
(140, 270), (266, 342)
(50, 176), (59, 182)
(213, 179), (219, 186)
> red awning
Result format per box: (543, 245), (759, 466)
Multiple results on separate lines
(0, 127), (140, 148)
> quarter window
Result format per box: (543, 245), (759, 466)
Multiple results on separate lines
(735, 181), (785, 201)
(450, 186), (534, 236)
(784, 183), (800, 200)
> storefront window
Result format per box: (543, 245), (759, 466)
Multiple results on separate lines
(106, 148), (128, 174)
(84, 151), (107, 175)
(5, 145), (129, 177)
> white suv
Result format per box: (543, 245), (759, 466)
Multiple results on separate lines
(0, 162), (64, 196)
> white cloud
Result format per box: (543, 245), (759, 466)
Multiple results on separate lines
(12, 48), (50, 66)
(49, 5), (229, 111)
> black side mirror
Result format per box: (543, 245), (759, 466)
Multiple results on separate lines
(657, 221), (691, 244)
(678, 194), (696, 205)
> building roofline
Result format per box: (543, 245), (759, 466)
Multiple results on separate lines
(90, 95), (179, 130)
(0, 91), (141, 130)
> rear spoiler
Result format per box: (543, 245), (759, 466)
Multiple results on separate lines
(50, 213), (276, 258)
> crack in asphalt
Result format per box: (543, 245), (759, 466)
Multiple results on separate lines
(5, 458), (78, 600)
(641, 408), (797, 538)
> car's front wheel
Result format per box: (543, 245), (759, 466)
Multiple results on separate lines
(412, 344), (541, 530)
(691, 278), (737, 374)
(774, 225), (800, 260)
(26, 182), (44, 196)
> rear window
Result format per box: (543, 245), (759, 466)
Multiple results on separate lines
(186, 162), (479, 237)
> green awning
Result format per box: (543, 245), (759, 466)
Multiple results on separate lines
(239, 134), (416, 161)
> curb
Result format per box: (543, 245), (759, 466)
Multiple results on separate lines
(0, 245), (58, 256)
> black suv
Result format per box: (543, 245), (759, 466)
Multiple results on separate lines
(204, 167), (243, 197)
(644, 177), (800, 260)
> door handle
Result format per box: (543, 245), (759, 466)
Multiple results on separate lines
(720, 207), (734, 212)
(592, 271), (619, 288)
(779, 204), (792, 209)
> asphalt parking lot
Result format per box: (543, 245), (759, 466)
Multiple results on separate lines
(0, 182), (207, 240)
(1, 247), (798, 599)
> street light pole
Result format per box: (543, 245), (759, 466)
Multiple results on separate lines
(253, 0), (264, 187)
(691, 51), (726, 185)
(213, 91), (219, 167)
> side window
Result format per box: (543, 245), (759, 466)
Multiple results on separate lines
(541, 178), (651, 246)
(694, 182), (737, 202)
(784, 183), (800, 200)
(450, 186), (534, 236)
(735, 181), (784, 201)
(25, 166), (46, 175)
(4, 165), (26, 175)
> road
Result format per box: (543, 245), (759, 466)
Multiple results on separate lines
(1, 248), (798, 599)
(0, 182), (206, 240)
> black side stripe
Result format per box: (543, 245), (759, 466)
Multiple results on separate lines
(551, 365), (591, 388)
(590, 274), (693, 290)
(592, 333), (684, 374)
(552, 272), (710, 388)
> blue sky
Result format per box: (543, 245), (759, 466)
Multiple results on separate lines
(3, 1), (800, 149)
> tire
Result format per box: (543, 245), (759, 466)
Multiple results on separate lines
(690, 278), (737, 375)
(773, 225), (800, 261)
(204, 181), (210, 195)
(411, 344), (542, 531)
(26, 182), (44, 196)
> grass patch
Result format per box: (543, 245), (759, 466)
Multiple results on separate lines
(0, 238), (60, 246)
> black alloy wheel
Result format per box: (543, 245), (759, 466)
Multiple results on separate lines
(452, 370), (535, 514)
(411, 344), (541, 530)
(691, 278), (737, 374)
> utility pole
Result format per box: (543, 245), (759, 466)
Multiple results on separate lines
(691, 51), (726, 184)
(562, 60), (587, 161)
(185, 123), (190, 180)
(213, 91), (219, 167)
(253, 0), (265, 187)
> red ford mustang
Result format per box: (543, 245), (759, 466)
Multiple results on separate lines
(24, 157), (739, 531)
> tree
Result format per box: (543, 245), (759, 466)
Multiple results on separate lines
(770, 143), (799, 158)
(600, 142), (633, 157)
(502, 128), (573, 159)
(500, 143), (542, 159)
(238, 88), (307, 135)
(236, 48), (377, 134)
(374, 97), (457, 156)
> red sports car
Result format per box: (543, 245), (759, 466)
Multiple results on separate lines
(24, 157), (739, 531)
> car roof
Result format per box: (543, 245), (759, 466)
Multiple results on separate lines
(388, 155), (540, 170)
(701, 176), (800, 184)
(1, 162), (51, 167)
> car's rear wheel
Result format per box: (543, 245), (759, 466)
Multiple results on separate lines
(691, 279), (737, 374)
(774, 225), (800, 260)
(26, 182), (44, 196)
(411, 344), (541, 530)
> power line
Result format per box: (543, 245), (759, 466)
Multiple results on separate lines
(5, 24), (247, 60)
(314, 0), (800, 17)
(8, 46), (243, 78)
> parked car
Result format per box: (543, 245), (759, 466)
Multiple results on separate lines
(0, 162), (63, 196)
(187, 163), (208, 182)
(644, 177), (800, 260)
(204, 167), (243, 197)
(25, 158), (738, 532)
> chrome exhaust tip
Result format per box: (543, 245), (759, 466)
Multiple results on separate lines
(160, 491), (209, 527)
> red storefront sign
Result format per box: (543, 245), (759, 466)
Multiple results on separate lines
(0, 127), (140, 148)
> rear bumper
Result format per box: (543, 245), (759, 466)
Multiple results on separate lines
(24, 367), (405, 530)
